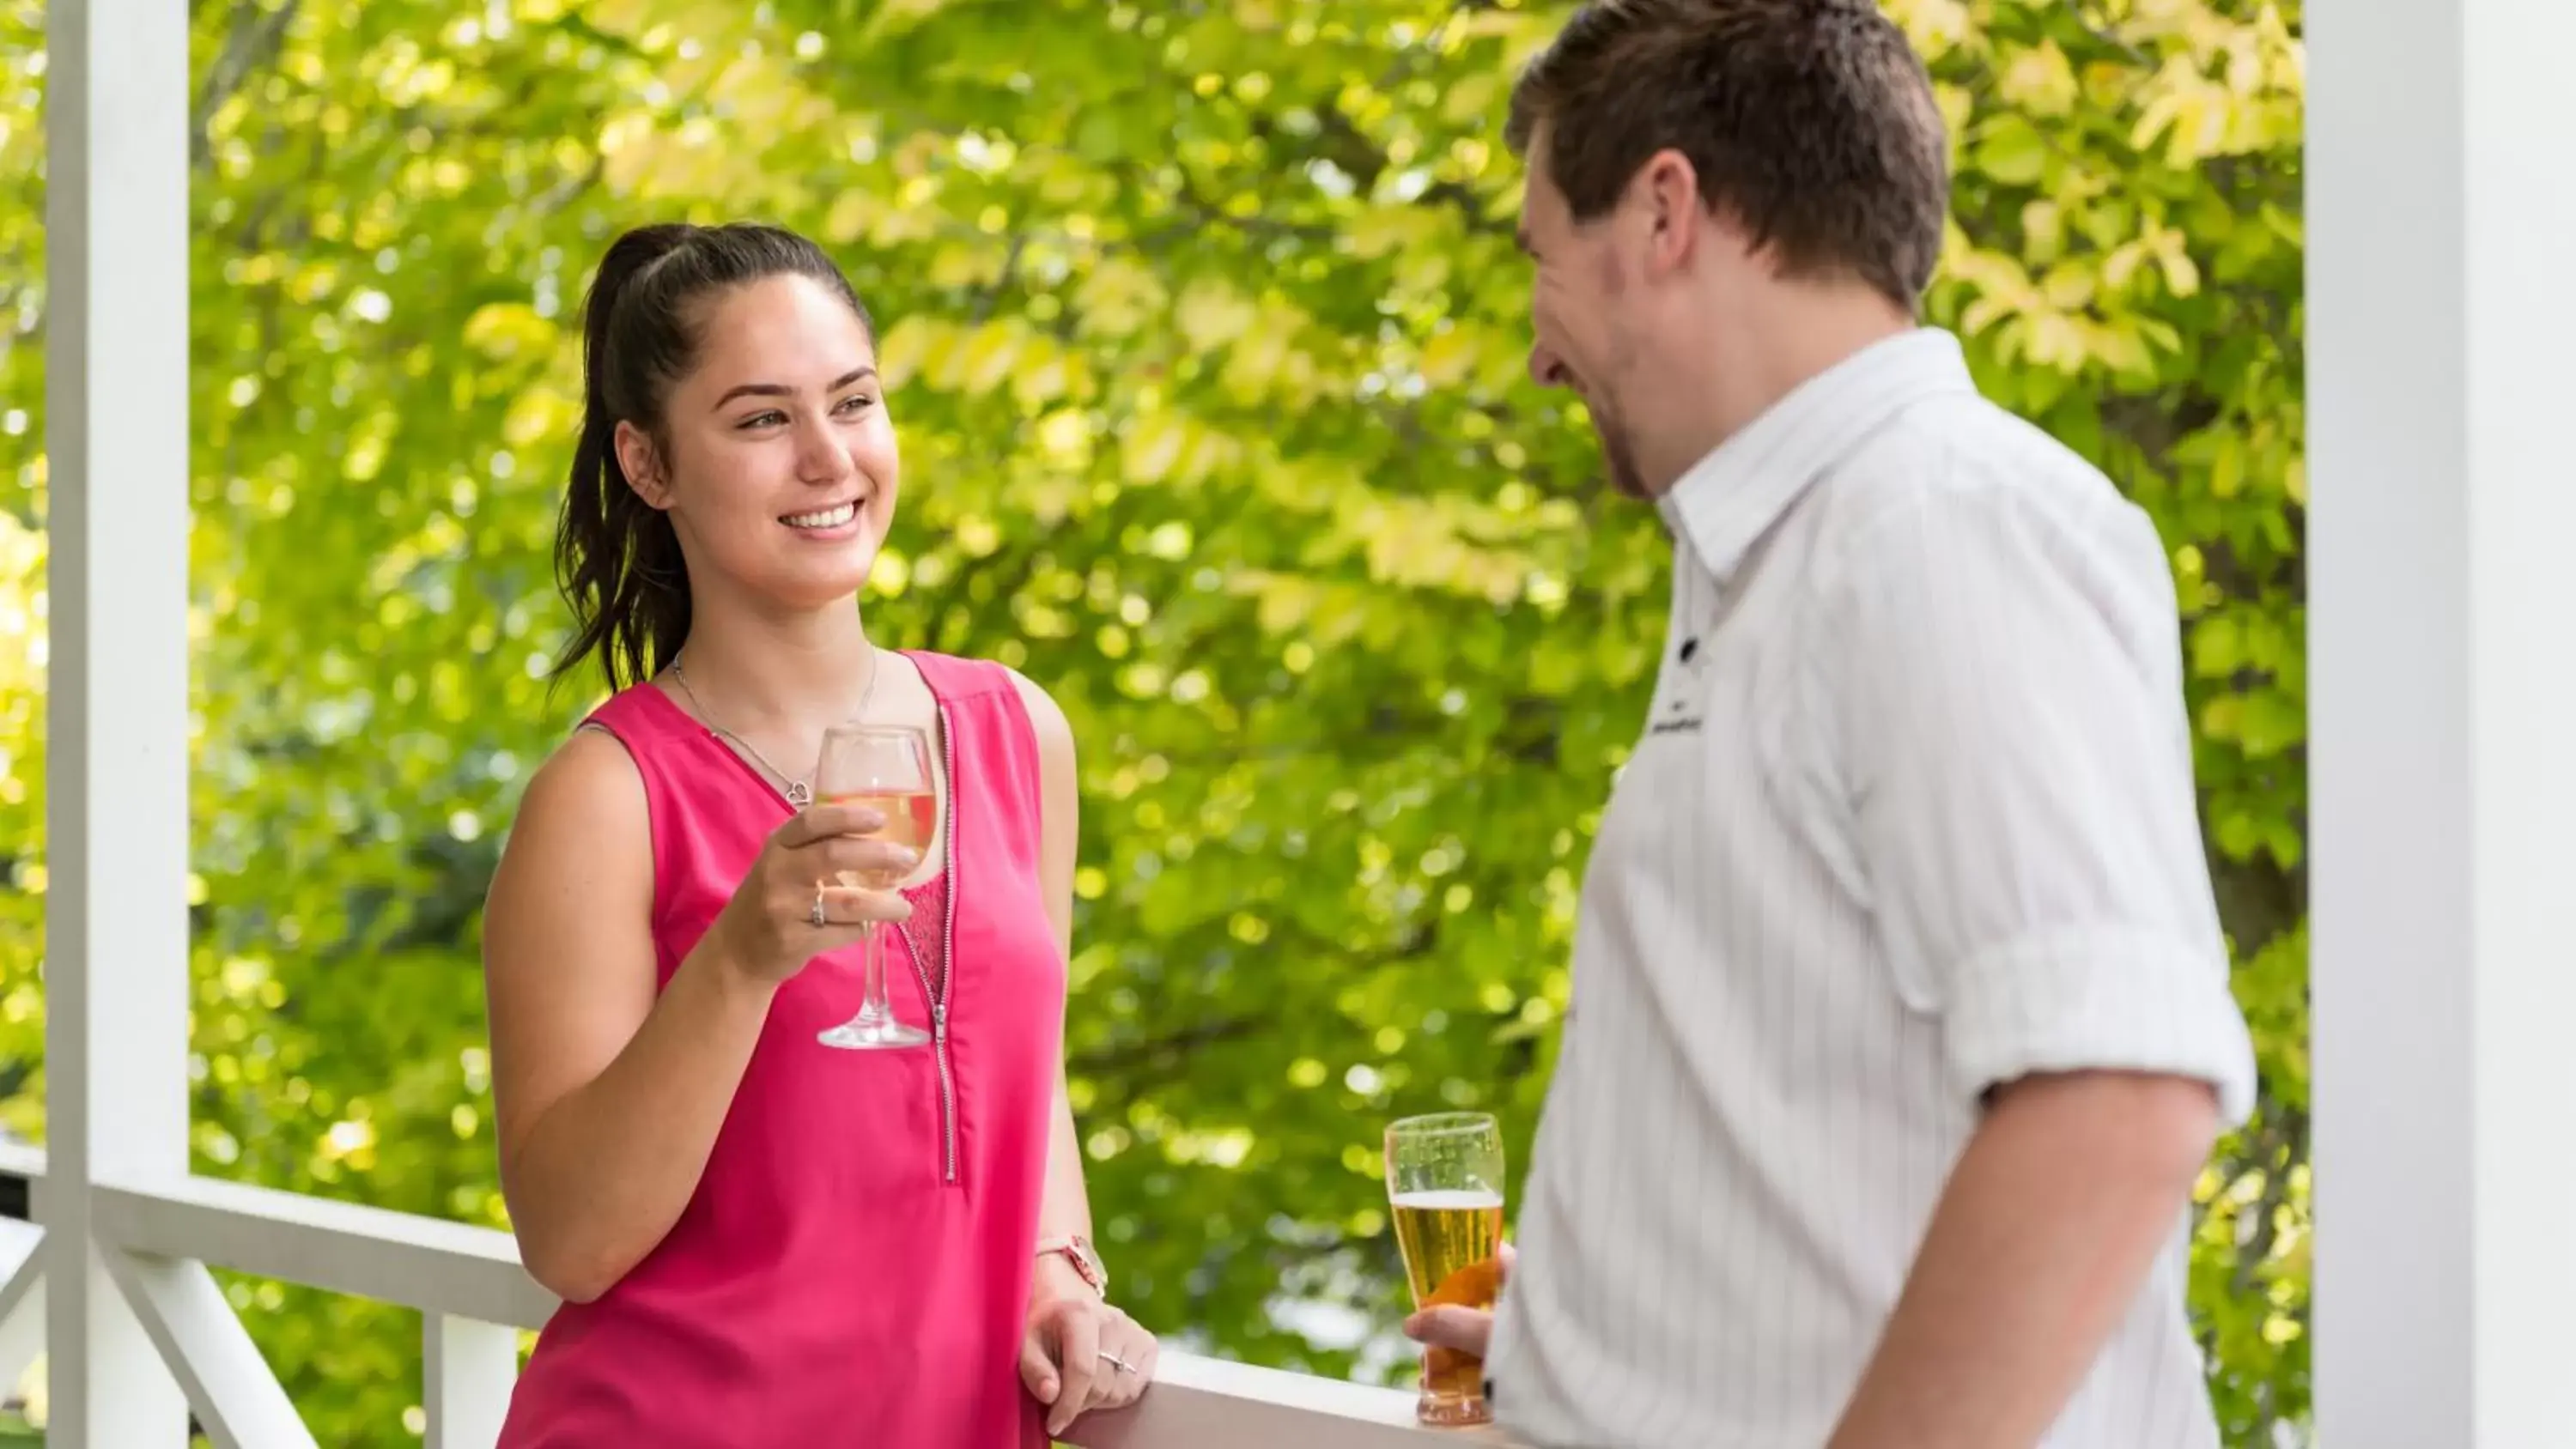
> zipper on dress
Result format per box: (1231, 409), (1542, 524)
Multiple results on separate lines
(914, 701), (961, 1186)
(697, 681), (961, 1182)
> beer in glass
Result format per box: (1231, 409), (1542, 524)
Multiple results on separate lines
(1385, 1112), (1506, 1427)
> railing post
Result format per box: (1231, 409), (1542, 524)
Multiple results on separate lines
(41, 0), (197, 1440)
(424, 1315), (517, 1449)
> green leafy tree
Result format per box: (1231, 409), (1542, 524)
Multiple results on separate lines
(0, 0), (2306, 1440)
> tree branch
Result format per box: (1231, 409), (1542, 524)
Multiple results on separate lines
(1066, 1015), (1263, 1077)
(2233, 1110), (2304, 1273)
(195, 0), (304, 173)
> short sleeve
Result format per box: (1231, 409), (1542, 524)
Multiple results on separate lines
(1821, 473), (2257, 1126)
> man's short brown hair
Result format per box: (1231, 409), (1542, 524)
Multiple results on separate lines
(1505, 0), (1949, 310)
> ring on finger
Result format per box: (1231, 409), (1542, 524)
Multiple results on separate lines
(809, 883), (828, 928)
(1097, 1349), (1135, 1375)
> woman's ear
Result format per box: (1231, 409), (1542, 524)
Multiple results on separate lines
(613, 419), (672, 510)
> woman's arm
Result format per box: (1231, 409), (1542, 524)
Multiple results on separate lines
(1008, 672), (1157, 1434)
(1018, 676), (1096, 1270)
(484, 730), (906, 1303)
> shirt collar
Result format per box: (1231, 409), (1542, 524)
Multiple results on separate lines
(1656, 327), (1978, 590)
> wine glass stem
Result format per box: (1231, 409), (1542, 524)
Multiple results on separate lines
(865, 919), (892, 1021)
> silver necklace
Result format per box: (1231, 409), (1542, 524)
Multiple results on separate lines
(666, 648), (881, 808)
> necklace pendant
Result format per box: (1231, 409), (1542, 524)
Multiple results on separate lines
(786, 780), (812, 808)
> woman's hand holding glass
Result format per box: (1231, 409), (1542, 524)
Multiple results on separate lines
(698, 802), (915, 985)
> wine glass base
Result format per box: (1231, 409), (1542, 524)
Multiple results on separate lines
(817, 1016), (932, 1050)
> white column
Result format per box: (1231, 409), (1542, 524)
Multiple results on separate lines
(42, 0), (196, 1440)
(2309, 0), (2576, 1444)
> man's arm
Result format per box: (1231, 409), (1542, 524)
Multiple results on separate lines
(1825, 1070), (2217, 1449)
(1821, 465), (2256, 1444)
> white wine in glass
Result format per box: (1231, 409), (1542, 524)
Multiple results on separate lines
(812, 723), (936, 1051)
(827, 788), (936, 888)
(1385, 1112), (1507, 1427)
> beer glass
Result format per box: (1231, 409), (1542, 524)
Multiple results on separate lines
(1384, 1112), (1506, 1427)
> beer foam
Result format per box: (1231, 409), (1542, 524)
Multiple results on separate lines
(1389, 1190), (1504, 1210)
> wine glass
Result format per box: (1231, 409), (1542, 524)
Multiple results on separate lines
(811, 723), (937, 1051)
(1384, 1112), (1507, 1427)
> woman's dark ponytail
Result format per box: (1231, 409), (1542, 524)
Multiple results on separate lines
(549, 221), (876, 693)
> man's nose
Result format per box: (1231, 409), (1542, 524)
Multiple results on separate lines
(1528, 343), (1570, 389)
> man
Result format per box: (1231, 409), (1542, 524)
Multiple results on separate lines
(1401, 3), (2259, 1446)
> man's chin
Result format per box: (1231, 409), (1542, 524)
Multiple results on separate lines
(1600, 440), (1649, 501)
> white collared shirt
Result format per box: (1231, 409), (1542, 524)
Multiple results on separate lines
(1485, 328), (2257, 1448)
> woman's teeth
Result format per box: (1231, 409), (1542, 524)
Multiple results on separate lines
(784, 501), (857, 529)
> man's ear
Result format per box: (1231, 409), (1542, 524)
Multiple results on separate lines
(1636, 147), (1705, 276)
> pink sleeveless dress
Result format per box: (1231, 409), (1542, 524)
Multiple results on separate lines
(495, 652), (1061, 1448)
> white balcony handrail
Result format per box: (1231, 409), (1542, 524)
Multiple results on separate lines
(0, 1143), (46, 1187)
(0, 1148), (1514, 1446)
(86, 1175), (551, 1332)
(1065, 1349), (1514, 1448)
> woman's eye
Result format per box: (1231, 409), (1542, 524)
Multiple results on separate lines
(737, 410), (787, 429)
(835, 394), (875, 415)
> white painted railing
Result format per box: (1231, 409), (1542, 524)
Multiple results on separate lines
(0, 1148), (1508, 1447)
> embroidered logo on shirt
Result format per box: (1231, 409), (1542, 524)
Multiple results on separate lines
(1648, 633), (1710, 736)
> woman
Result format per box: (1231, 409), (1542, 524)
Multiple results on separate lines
(483, 221), (1157, 1446)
